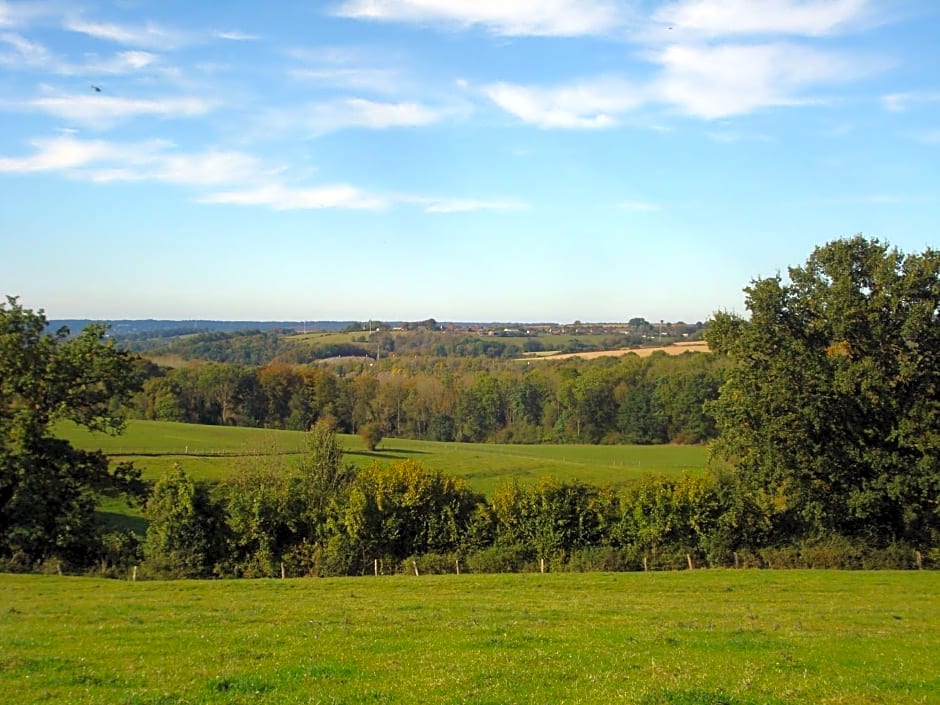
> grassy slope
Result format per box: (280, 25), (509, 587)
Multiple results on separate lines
(59, 420), (707, 494)
(1, 571), (937, 705)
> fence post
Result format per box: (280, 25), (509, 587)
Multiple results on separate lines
(132, 565), (137, 582)
(643, 556), (648, 572)
(916, 551), (923, 570)
(687, 554), (694, 571)
(280, 562), (286, 579)
(375, 558), (379, 576)
(455, 558), (460, 575)
(412, 560), (420, 577)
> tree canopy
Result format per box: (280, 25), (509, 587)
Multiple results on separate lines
(707, 236), (940, 546)
(0, 297), (144, 567)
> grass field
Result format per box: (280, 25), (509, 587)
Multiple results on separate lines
(59, 420), (707, 494)
(1, 570), (936, 704)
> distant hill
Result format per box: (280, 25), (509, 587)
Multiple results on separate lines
(46, 319), (355, 336)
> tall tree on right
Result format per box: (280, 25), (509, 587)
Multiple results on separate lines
(707, 236), (939, 546)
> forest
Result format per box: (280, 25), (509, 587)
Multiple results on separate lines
(1, 236), (938, 577)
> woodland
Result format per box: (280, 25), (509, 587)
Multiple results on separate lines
(1, 236), (937, 577)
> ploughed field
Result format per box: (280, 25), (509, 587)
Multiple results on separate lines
(1, 570), (936, 704)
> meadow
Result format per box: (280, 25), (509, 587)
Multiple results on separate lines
(1, 570), (937, 704)
(59, 420), (707, 494)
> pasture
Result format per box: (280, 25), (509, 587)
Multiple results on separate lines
(1, 570), (936, 704)
(59, 420), (707, 494)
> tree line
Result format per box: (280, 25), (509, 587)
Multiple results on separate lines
(132, 420), (937, 580)
(2, 236), (938, 576)
(132, 352), (728, 446)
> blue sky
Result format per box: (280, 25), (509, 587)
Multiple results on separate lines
(1, 0), (937, 323)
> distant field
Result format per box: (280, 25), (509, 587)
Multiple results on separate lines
(60, 420), (707, 494)
(530, 341), (710, 361)
(2, 570), (937, 704)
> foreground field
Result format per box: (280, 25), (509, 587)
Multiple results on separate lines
(59, 420), (707, 494)
(1, 571), (936, 704)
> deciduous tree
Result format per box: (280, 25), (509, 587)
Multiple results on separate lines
(0, 297), (144, 567)
(707, 237), (940, 545)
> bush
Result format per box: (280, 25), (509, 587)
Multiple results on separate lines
(358, 422), (383, 451)
(562, 547), (635, 572)
(402, 552), (459, 575)
(465, 545), (533, 573)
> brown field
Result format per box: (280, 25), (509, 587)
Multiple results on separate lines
(526, 340), (710, 361)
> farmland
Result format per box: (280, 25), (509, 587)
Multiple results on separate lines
(1, 570), (937, 704)
(60, 420), (708, 493)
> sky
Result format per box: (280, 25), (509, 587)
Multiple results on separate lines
(1, 0), (938, 323)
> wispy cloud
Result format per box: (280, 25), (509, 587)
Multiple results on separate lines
(0, 135), (129, 172)
(214, 30), (260, 41)
(199, 183), (387, 210)
(485, 42), (874, 126)
(908, 129), (940, 144)
(64, 17), (187, 50)
(484, 78), (644, 129)
(415, 196), (527, 213)
(335, 0), (624, 37)
(0, 135), (524, 214)
(1, 32), (160, 75)
(0, 0), (50, 28)
(0, 135), (268, 187)
(615, 200), (661, 212)
(882, 90), (940, 113)
(264, 97), (451, 136)
(653, 0), (875, 38)
(651, 42), (870, 119)
(20, 93), (215, 128)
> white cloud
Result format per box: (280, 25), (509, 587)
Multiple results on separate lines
(0, 30), (50, 66)
(285, 98), (449, 134)
(0, 136), (267, 188)
(909, 130), (940, 144)
(335, 0), (624, 36)
(616, 200), (661, 212)
(0, 33), (160, 75)
(64, 17), (186, 49)
(652, 42), (867, 118)
(0, 135), (525, 213)
(0, 1), (50, 28)
(214, 30), (260, 41)
(418, 197), (527, 213)
(882, 91), (940, 113)
(291, 67), (402, 93)
(199, 184), (387, 210)
(485, 42), (876, 126)
(0, 136), (122, 172)
(484, 78), (644, 129)
(653, 0), (873, 38)
(23, 93), (215, 127)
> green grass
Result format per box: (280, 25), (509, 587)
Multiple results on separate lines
(59, 420), (707, 494)
(1, 571), (937, 704)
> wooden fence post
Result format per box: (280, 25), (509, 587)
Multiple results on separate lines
(280, 562), (286, 579)
(643, 556), (648, 572)
(540, 558), (545, 574)
(374, 558), (379, 576)
(687, 554), (694, 571)
(413, 560), (420, 576)
(132, 565), (137, 582)
(734, 551), (740, 569)
(455, 558), (460, 575)
(916, 551), (923, 570)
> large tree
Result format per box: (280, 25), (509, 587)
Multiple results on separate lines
(707, 237), (939, 545)
(0, 297), (144, 567)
